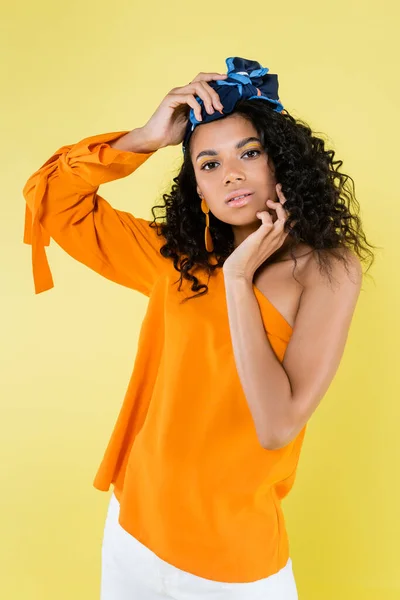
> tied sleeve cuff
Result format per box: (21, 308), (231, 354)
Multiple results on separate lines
(23, 149), (66, 294)
(23, 202), (53, 294)
(22, 131), (156, 295)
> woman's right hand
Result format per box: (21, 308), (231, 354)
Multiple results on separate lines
(139, 72), (228, 151)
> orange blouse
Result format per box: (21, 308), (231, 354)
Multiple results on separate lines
(22, 130), (307, 584)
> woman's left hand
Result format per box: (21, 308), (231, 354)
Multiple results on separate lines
(223, 183), (291, 281)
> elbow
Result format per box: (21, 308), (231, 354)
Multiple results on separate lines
(261, 437), (288, 451)
(259, 398), (301, 450)
(260, 427), (293, 451)
(261, 421), (306, 450)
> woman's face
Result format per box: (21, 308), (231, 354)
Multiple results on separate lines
(189, 113), (279, 229)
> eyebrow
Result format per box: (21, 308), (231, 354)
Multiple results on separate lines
(195, 137), (261, 162)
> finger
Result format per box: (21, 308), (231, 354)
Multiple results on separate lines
(263, 204), (287, 237)
(266, 199), (288, 221)
(195, 81), (216, 115)
(187, 81), (216, 115)
(191, 72), (228, 83)
(275, 183), (287, 204)
(185, 94), (203, 122)
(274, 203), (288, 222)
(177, 81), (213, 116)
(199, 81), (224, 112)
(170, 92), (203, 121)
(256, 210), (274, 227)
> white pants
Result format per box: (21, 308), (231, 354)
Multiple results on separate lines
(101, 493), (299, 599)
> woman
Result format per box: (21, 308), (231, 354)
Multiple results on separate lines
(23, 57), (376, 599)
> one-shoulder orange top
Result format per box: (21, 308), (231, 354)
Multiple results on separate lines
(22, 130), (307, 584)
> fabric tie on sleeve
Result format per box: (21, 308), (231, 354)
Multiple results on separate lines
(22, 148), (70, 294)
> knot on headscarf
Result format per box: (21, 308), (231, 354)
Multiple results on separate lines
(182, 56), (286, 153)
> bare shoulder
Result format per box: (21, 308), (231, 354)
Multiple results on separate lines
(302, 246), (363, 291)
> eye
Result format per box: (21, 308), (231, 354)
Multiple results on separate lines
(244, 149), (261, 158)
(201, 161), (219, 171)
(200, 149), (261, 171)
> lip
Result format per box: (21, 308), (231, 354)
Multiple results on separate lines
(227, 194), (254, 208)
(225, 189), (254, 203)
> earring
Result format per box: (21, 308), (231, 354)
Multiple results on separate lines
(199, 195), (214, 253)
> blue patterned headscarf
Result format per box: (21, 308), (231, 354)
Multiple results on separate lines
(182, 56), (285, 154)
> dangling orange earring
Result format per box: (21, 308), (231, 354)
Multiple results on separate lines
(200, 196), (214, 253)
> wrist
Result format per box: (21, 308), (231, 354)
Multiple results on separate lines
(223, 270), (253, 286)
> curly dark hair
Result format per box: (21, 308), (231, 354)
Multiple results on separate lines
(149, 99), (379, 303)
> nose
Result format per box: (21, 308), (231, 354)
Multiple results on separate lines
(222, 156), (247, 185)
(223, 170), (245, 185)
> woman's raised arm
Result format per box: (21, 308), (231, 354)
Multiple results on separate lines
(23, 71), (228, 295)
(22, 129), (165, 296)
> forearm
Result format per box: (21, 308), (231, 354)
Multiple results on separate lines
(224, 276), (293, 450)
(109, 127), (159, 153)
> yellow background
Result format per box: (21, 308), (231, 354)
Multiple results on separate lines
(1, 0), (399, 598)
